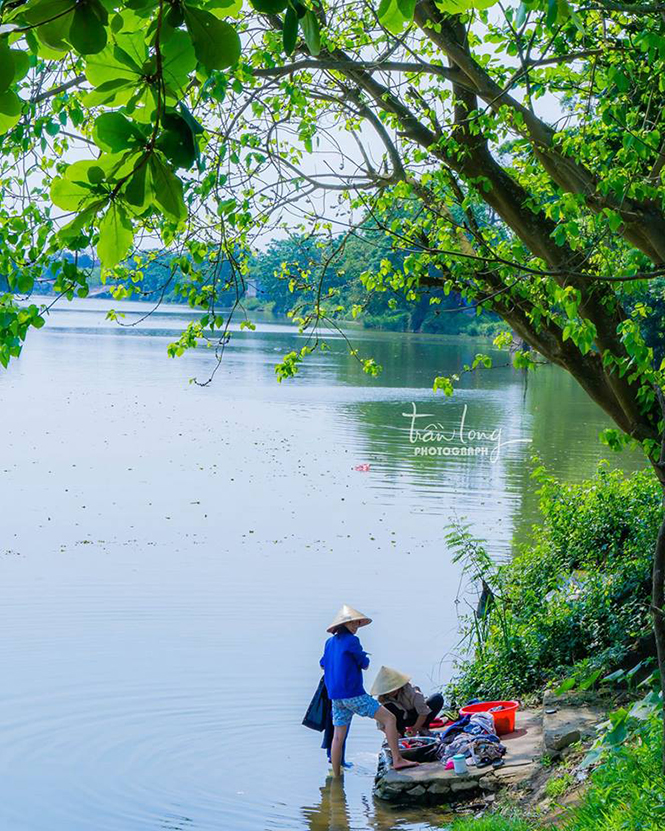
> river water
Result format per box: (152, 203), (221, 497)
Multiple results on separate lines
(0, 299), (644, 831)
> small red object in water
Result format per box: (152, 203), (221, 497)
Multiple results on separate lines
(354, 464), (371, 472)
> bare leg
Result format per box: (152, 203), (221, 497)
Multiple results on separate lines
(331, 724), (348, 778)
(374, 706), (419, 770)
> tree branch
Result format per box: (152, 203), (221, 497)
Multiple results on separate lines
(31, 74), (86, 105)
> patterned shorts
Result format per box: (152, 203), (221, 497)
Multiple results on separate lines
(332, 693), (380, 726)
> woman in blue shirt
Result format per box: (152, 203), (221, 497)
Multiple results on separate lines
(320, 605), (419, 777)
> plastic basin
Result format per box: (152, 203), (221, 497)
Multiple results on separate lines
(459, 700), (519, 735)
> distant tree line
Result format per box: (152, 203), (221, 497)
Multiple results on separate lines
(4, 233), (501, 337)
(6, 236), (665, 346)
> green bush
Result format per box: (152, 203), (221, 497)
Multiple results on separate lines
(447, 465), (661, 703)
(564, 717), (665, 831)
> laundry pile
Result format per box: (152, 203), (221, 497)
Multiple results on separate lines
(436, 712), (506, 768)
(378, 711), (507, 773)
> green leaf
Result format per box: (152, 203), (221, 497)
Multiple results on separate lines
(626, 661), (644, 680)
(58, 204), (101, 242)
(208, 0), (244, 16)
(554, 676), (577, 695)
(436, 0), (498, 10)
(25, 0), (74, 52)
(604, 720), (627, 746)
(10, 49), (31, 83)
(301, 10), (320, 55)
(546, 0), (558, 27)
(149, 155), (187, 222)
(628, 697), (657, 720)
(377, 0), (408, 34)
(580, 747), (603, 769)
(51, 159), (114, 210)
(112, 31), (149, 71)
(250, 0), (288, 12)
(82, 78), (136, 107)
(161, 28), (197, 96)
(68, 157), (123, 184)
(156, 112), (198, 169)
(51, 177), (96, 211)
(122, 161), (149, 209)
(178, 102), (204, 135)
(516, 2), (527, 27)
(97, 203), (134, 268)
(433, 375), (455, 395)
(85, 45), (142, 86)
(166, 3), (185, 27)
(184, 7), (241, 71)
(0, 89), (22, 134)
(601, 669), (626, 684)
(579, 669), (602, 691)
(93, 112), (146, 152)
(283, 7), (298, 56)
(69, 3), (108, 55)
(0, 40), (15, 93)
(396, 0), (416, 18)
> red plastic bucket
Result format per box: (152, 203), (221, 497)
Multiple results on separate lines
(459, 700), (519, 735)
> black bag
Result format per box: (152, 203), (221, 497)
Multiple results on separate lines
(302, 677), (330, 732)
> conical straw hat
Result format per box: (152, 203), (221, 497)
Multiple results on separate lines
(370, 666), (411, 696)
(327, 604), (372, 633)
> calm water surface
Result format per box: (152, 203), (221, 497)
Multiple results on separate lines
(0, 299), (644, 831)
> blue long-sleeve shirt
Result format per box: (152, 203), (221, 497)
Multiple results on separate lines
(320, 628), (370, 700)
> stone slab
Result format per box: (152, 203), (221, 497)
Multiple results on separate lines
(542, 692), (605, 752)
(374, 709), (544, 803)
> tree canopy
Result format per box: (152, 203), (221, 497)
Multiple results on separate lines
(1, 0), (665, 447)
(1, 0), (664, 454)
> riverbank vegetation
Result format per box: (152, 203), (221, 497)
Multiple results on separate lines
(444, 463), (664, 829)
(448, 715), (664, 831)
(447, 465), (661, 704)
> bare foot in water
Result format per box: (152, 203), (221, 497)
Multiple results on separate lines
(393, 758), (420, 770)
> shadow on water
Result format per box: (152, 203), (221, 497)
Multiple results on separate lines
(302, 777), (454, 831)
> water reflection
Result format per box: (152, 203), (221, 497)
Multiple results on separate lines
(303, 778), (351, 831)
(302, 778), (452, 831)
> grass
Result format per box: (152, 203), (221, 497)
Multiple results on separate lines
(544, 772), (574, 799)
(562, 718), (665, 831)
(449, 818), (534, 831)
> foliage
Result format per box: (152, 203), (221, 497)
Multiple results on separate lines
(449, 817), (534, 831)
(564, 716), (665, 831)
(577, 668), (663, 768)
(544, 771), (574, 798)
(634, 278), (665, 365)
(447, 717), (665, 831)
(246, 233), (500, 334)
(1, 0), (665, 444)
(446, 465), (662, 703)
